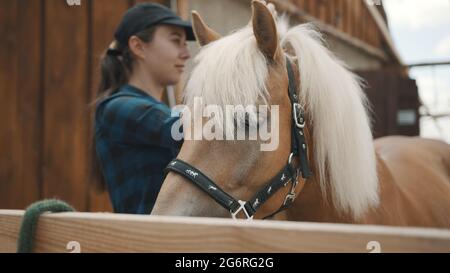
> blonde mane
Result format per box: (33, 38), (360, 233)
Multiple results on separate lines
(184, 18), (379, 219)
(282, 23), (379, 219)
(184, 26), (269, 131)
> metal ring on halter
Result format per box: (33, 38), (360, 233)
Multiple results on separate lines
(230, 200), (253, 220)
(288, 152), (295, 164)
(288, 152), (300, 182)
(293, 103), (306, 128)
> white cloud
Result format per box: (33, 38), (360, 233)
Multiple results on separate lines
(434, 36), (450, 56)
(411, 71), (450, 143)
(420, 116), (450, 143)
(413, 73), (450, 111)
(383, 0), (450, 30)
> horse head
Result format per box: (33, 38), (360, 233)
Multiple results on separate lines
(152, 0), (378, 221)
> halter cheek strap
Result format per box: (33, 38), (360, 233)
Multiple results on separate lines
(286, 57), (311, 178)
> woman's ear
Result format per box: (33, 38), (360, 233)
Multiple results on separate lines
(252, 0), (279, 60)
(192, 11), (221, 46)
(128, 35), (146, 59)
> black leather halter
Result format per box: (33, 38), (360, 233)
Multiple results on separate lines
(164, 57), (311, 220)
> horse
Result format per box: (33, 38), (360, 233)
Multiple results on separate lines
(152, 0), (450, 228)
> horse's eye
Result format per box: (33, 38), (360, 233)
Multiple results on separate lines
(234, 111), (266, 129)
(244, 112), (264, 128)
(244, 115), (251, 127)
(234, 114), (251, 128)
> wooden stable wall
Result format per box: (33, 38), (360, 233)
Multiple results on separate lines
(0, 0), (167, 212)
(264, 0), (401, 65)
(2, 210), (450, 253)
(359, 71), (420, 138)
(289, 0), (384, 50)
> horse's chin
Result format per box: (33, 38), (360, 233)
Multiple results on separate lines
(152, 175), (230, 218)
(151, 202), (229, 218)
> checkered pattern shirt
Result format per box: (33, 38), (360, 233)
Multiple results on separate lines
(95, 84), (182, 214)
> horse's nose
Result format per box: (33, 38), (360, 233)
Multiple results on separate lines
(151, 173), (182, 215)
(152, 172), (231, 217)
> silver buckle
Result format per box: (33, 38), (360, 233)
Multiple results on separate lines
(230, 200), (253, 220)
(293, 103), (305, 128)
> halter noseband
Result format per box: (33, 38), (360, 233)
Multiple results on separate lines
(164, 57), (311, 220)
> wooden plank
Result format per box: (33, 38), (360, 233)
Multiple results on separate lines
(344, 0), (352, 35)
(0, 0), (19, 209)
(359, 0), (369, 41)
(337, 0), (345, 31)
(296, 0), (305, 11)
(177, 0), (189, 20)
(88, 0), (132, 212)
(1, 210), (450, 253)
(303, 0), (310, 13)
(0, 0), (42, 210)
(42, 0), (89, 211)
(293, 0), (304, 10)
(353, 0), (361, 41)
(14, 0), (43, 209)
(373, 21), (381, 49)
(341, 0), (347, 32)
(361, 1), (368, 43)
(308, 0), (317, 17)
(317, 0), (327, 22)
(326, 0), (335, 26)
(366, 16), (374, 47)
(363, 0), (403, 64)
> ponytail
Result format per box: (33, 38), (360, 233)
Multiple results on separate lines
(90, 27), (157, 192)
(97, 41), (133, 102)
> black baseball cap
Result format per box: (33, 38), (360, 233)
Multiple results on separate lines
(114, 3), (196, 46)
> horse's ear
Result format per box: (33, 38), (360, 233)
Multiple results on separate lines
(252, 0), (278, 60)
(191, 11), (221, 46)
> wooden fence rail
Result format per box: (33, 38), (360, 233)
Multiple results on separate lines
(1, 210), (450, 253)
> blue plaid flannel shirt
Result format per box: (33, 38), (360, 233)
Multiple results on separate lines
(95, 84), (182, 214)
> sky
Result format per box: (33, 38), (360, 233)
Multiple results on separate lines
(383, 0), (450, 143)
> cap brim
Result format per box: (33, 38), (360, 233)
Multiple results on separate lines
(161, 18), (196, 41)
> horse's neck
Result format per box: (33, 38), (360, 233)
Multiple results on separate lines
(286, 175), (355, 223)
(287, 151), (404, 224)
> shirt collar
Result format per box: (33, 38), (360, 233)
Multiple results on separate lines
(120, 84), (161, 103)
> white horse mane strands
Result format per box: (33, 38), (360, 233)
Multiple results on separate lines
(281, 21), (379, 219)
(184, 26), (269, 134)
(184, 13), (379, 219)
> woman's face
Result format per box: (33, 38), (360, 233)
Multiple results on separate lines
(141, 24), (191, 86)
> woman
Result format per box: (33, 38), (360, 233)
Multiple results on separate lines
(93, 3), (194, 214)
